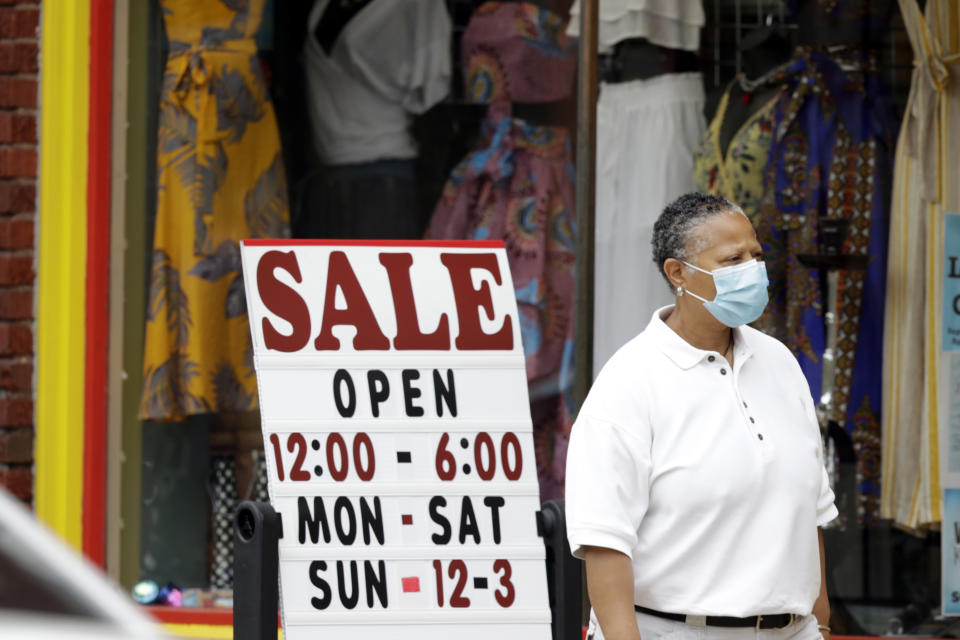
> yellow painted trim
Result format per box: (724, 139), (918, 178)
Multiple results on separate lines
(163, 623), (283, 639)
(35, 0), (91, 549)
(163, 623), (233, 639)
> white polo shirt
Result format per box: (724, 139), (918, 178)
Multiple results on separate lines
(566, 306), (838, 617)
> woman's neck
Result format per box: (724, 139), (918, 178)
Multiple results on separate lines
(665, 302), (733, 355)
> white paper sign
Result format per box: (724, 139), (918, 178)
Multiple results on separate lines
(240, 240), (551, 640)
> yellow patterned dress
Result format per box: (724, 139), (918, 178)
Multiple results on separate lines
(693, 82), (781, 226)
(140, 0), (290, 421)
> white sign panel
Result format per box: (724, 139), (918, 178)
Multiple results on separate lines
(240, 240), (551, 640)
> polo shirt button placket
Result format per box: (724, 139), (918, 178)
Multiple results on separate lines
(749, 413), (768, 454)
(735, 388), (763, 445)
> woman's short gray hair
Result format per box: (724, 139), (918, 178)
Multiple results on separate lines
(651, 192), (745, 290)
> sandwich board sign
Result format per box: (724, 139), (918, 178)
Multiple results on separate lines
(239, 239), (551, 640)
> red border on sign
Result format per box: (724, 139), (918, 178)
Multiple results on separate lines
(242, 239), (506, 248)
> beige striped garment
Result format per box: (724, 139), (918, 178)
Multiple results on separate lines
(882, 0), (960, 529)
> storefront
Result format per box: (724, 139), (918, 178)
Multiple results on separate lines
(18, 0), (960, 638)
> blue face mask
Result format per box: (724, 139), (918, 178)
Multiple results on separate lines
(680, 259), (770, 327)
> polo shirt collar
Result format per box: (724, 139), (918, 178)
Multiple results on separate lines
(648, 305), (754, 370)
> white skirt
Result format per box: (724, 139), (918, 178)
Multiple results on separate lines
(593, 72), (706, 375)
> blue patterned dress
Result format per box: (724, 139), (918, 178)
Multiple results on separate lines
(757, 47), (897, 524)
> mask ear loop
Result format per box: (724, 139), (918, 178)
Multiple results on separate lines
(678, 261), (713, 303)
(677, 260), (704, 300)
(684, 288), (711, 304)
(681, 260), (712, 275)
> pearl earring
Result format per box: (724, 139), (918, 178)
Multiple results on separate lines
(677, 287), (684, 297)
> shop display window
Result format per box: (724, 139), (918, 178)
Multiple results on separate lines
(110, 0), (952, 636)
(119, 0), (581, 615)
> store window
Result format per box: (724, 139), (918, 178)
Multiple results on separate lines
(123, 0), (580, 610)
(115, 0), (952, 636)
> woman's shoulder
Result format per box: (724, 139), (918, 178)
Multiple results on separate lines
(596, 328), (665, 377)
(740, 325), (804, 372)
(581, 332), (663, 418)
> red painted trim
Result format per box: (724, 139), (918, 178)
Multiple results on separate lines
(83, 0), (114, 567)
(148, 606), (234, 626)
(147, 606), (282, 628)
(241, 239), (506, 248)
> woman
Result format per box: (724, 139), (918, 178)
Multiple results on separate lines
(565, 193), (837, 640)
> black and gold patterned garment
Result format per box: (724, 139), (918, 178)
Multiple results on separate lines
(756, 46), (897, 525)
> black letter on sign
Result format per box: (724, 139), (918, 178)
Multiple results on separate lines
(309, 561), (332, 609)
(338, 561), (360, 609)
(334, 497), (357, 544)
(360, 496), (385, 545)
(333, 369), (356, 417)
(951, 256), (960, 278)
(484, 496), (505, 544)
(429, 496), (451, 544)
(459, 496), (481, 544)
(433, 369), (457, 417)
(299, 497), (331, 544)
(954, 294), (960, 316)
(365, 560), (388, 608)
(367, 370), (390, 418)
(402, 369), (424, 417)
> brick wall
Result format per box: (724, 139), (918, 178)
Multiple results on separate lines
(0, 0), (38, 502)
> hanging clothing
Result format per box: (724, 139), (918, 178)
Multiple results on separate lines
(141, 0), (291, 421)
(462, 1), (576, 104)
(567, 0), (705, 52)
(594, 73), (705, 373)
(427, 107), (576, 396)
(292, 159), (422, 240)
(302, 0), (451, 165)
(756, 46), (897, 524)
(425, 2), (577, 501)
(427, 107), (577, 501)
(882, 0), (960, 530)
(694, 81), (781, 226)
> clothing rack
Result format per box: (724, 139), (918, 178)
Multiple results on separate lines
(702, 0), (913, 119)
